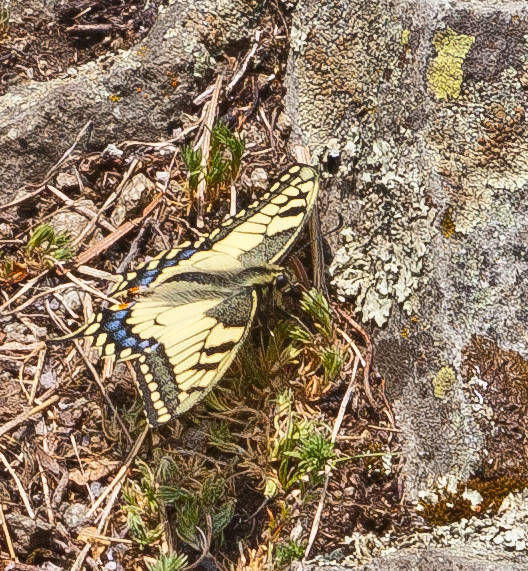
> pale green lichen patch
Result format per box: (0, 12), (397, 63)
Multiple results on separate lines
(432, 365), (456, 398)
(401, 29), (410, 46)
(330, 137), (436, 326)
(426, 27), (475, 100)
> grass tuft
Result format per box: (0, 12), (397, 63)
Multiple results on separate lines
(146, 552), (188, 571)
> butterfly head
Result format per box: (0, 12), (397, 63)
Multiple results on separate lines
(275, 273), (289, 290)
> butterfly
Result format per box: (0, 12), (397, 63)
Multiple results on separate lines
(55, 164), (319, 427)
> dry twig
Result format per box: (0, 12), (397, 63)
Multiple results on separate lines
(195, 74), (223, 228)
(303, 355), (360, 561)
(0, 452), (35, 519)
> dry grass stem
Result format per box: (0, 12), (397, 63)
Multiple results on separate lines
(303, 354), (361, 562)
(195, 74), (223, 228)
(70, 434), (96, 505)
(0, 452), (35, 519)
(73, 192), (164, 268)
(121, 122), (200, 149)
(71, 158), (140, 248)
(336, 307), (375, 408)
(47, 184), (116, 233)
(0, 396), (59, 439)
(226, 30), (261, 96)
(44, 120), (93, 180)
(28, 347), (46, 405)
(86, 424), (148, 520)
(0, 271), (49, 313)
(64, 271), (118, 305)
(0, 503), (16, 561)
(36, 455), (55, 525)
(71, 425), (149, 569)
(71, 339), (133, 444)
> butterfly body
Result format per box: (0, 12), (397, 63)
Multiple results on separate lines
(55, 164), (319, 426)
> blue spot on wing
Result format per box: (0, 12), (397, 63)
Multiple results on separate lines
(113, 329), (128, 342)
(120, 248), (199, 291)
(120, 336), (139, 348)
(112, 310), (129, 320)
(179, 248), (196, 260)
(138, 275), (157, 287)
(105, 319), (124, 332)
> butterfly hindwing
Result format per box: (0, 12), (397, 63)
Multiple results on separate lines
(53, 163), (319, 426)
(133, 289), (258, 426)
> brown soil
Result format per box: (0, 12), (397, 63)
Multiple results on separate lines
(0, 0), (160, 95)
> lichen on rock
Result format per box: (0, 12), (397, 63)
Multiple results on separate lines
(426, 27), (475, 100)
(433, 365), (456, 398)
(330, 136), (437, 327)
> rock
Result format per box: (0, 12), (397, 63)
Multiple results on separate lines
(0, 0), (264, 203)
(286, 0), (528, 566)
(102, 144), (124, 159)
(39, 369), (57, 390)
(62, 502), (88, 530)
(55, 171), (78, 190)
(5, 513), (53, 556)
(276, 111), (292, 133)
(4, 321), (36, 344)
(59, 287), (85, 313)
(110, 172), (156, 226)
(48, 199), (98, 241)
(250, 167), (268, 190)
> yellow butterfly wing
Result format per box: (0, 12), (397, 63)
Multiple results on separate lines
(130, 287), (258, 425)
(53, 164), (319, 426)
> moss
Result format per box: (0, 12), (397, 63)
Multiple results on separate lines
(426, 27), (475, 100)
(432, 365), (456, 398)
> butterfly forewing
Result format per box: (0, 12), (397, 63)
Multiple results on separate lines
(110, 164), (318, 292)
(209, 164), (318, 267)
(53, 164), (319, 426)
